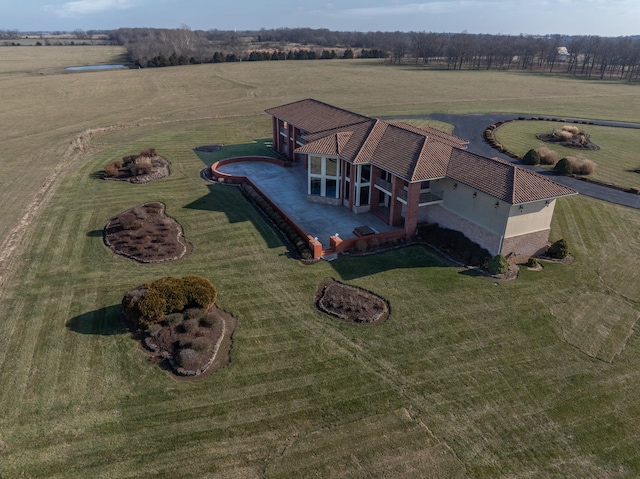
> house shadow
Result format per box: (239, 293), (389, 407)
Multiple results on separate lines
(192, 138), (274, 167)
(183, 184), (283, 249)
(66, 304), (127, 335)
(329, 244), (449, 281)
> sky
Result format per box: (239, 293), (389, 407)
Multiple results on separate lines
(3, 0), (639, 37)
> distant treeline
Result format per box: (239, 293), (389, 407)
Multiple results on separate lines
(112, 27), (640, 80)
(7, 27), (640, 80)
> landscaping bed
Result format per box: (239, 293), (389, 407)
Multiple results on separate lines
(104, 202), (192, 263)
(315, 278), (389, 324)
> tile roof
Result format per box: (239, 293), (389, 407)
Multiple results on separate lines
(447, 150), (577, 203)
(265, 98), (370, 134)
(269, 99), (577, 203)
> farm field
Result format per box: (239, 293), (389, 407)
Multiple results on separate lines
(0, 46), (639, 478)
(495, 120), (640, 189)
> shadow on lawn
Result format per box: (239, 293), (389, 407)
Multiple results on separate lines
(183, 184), (283, 249)
(67, 304), (127, 335)
(330, 245), (449, 281)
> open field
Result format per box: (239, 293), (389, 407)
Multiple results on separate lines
(0, 47), (639, 478)
(495, 120), (640, 189)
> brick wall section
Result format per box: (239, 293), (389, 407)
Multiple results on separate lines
(427, 204), (502, 255)
(501, 229), (550, 257)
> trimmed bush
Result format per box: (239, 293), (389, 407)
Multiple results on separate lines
(522, 149), (540, 165)
(122, 275), (217, 328)
(488, 254), (509, 275)
(547, 238), (569, 259)
(554, 158), (574, 175)
(526, 257), (540, 268)
(181, 318), (200, 334)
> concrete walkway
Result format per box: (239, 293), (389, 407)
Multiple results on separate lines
(215, 161), (400, 249)
(384, 113), (640, 209)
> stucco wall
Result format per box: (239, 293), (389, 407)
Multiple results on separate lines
(426, 204), (502, 255)
(505, 200), (556, 237)
(437, 178), (510, 236)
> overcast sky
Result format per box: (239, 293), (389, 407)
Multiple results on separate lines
(4, 0), (639, 36)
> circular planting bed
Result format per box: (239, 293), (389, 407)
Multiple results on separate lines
(104, 202), (192, 263)
(315, 278), (390, 324)
(103, 149), (170, 184)
(536, 125), (599, 150)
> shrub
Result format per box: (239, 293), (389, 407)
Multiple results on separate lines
(355, 240), (368, 253)
(561, 125), (580, 134)
(104, 160), (122, 177)
(526, 257), (540, 268)
(164, 312), (184, 324)
(566, 156), (596, 175)
(536, 147), (559, 166)
(555, 130), (574, 141)
(522, 149), (540, 165)
(547, 238), (569, 259)
(123, 275), (217, 328)
(176, 348), (199, 370)
(554, 158), (574, 175)
(488, 254), (509, 275)
(190, 337), (212, 354)
(200, 315), (216, 328)
(139, 147), (157, 158)
(181, 318), (199, 334)
(147, 323), (162, 336)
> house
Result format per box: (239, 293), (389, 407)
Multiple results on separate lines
(266, 99), (577, 257)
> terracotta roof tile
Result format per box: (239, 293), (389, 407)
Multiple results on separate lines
(447, 150), (577, 204)
(279, 99), (576, 203)
(295, 131), (353, 156)
(265, 98), (370, 134)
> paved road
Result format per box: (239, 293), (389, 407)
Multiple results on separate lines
(384, 113), (640, 209)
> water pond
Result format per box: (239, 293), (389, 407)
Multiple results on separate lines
(65, 64), (127, 71)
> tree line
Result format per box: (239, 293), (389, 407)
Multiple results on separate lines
(112, 27), (640, 80)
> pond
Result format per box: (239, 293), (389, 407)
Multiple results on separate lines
(65, 64), (127, 71)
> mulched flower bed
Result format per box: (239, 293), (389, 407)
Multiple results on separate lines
(315, 278), (390, 324)
(127, 305), (238, 380)
(104, 202), (192, 263)
(535, 132), (599, 150)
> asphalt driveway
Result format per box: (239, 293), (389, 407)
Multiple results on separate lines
(384, 113), (640, 209)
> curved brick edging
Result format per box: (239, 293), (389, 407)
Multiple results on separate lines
(210, 156), (290, 184)
(485, 117), (640, 195)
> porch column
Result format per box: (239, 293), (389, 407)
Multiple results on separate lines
(389, 177), (404, 226)
(403, 182), (421, 237)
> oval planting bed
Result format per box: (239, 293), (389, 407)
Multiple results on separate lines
(104, 202), (192, 263)
(315, 278), (390, 325)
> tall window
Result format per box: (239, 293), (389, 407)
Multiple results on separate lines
(308, 156), (341, 198)
(354, 164), (371, 206)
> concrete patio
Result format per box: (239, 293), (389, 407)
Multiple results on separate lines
(215, 160), (400, 249)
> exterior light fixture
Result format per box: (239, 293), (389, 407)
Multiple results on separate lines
(453, 183), (457, 189)
(494, 201), (499, 208)
(472, 192), (477, 198)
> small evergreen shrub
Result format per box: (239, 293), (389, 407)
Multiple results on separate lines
(526, 257), (540, 268)
(547, 238), (569, 259)
(554, 158), (574, 175)
(522, 149), (540, 165)
(355, 240), (368, 253)
(181, 318), (199, 334)
(488, 254), (509, 275)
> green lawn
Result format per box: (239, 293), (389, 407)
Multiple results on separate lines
(495, 120), (640, 188)
(0, 48), (639, 478)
